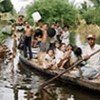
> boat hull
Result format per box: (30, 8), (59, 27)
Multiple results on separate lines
(19, 55), (100, 92)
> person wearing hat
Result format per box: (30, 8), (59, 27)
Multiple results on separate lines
(80, 34), (100, 78)
(83, 34), (100, 66)
(70, 34), (100, 79)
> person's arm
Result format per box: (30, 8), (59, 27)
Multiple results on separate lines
(42, 30), (48, 43)
(57, 51), (71, 68)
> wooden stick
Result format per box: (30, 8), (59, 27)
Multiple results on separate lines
(41, 49), (100, 88)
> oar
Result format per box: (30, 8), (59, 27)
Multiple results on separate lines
(41, 49), (100, 88)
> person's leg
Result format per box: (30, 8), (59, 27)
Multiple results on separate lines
(27, 37), (32, 59)
(23, 36), (28, 58)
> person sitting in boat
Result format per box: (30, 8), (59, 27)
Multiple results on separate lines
(54, 41), (61, 53)
(43, 48), (56, 69)
(70, 35), (100, 79)
(83, 34), (100, 71)
(57, 44), (73, 69)
(82, 34), (100, 78)
(60, 25), (70, 46)
(55, 43), (72, 69)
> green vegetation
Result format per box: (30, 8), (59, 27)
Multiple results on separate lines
(26, 0), (100, 43)
(0, 30), (7, 43)
(26, 0), (78, 27)
(90, 0), (100, 7)
(80, 0), (100, 26)
(26, 0), (100, 27)
(0, 0), (14, 43)
(70, 31), (76, 45)
(0, 0), (13, 13)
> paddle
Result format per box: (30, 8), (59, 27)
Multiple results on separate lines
(41, 49), (100, 88)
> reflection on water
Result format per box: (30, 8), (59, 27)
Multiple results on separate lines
(0, 61), (100, 100)
(0, 37), (100, 100)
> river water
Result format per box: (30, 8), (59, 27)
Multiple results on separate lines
(0, 37), (100, 100)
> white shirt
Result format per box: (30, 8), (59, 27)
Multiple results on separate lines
(82, 44), (100, 69)
(44, 54), (54, 62)
(60, 31), (70, 45)
(55, 48), (64, 64)
(50, 35), (57, 43)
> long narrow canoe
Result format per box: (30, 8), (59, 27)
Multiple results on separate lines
(19, 55), (100, 92)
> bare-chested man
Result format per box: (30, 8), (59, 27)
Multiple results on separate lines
(23, 22), (33, 59)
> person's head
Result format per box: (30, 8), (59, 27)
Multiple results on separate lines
(42, 23), (49, 30)
(73, 47), (82, 57)
(55, 41), (61, 48)
(36, 20), (43, 28)
(34, 29), (43, 39)
(66, 44), (73, 51)
(47, 49), (54, 57)
(47, 27), (56, 38)
(18, 15), (24, 22)
(51, 23), (56, 29)
(87, 34), (96, 48)
(63, 25), (69, 32)
(55, 21), (60, 28)
(60, 43), (66, 52)
(24, 21), (30, 28)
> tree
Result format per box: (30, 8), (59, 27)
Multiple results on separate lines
(26, 0), (78, 27)
(80, 0), (100, 26)
(90, 0), (100, 7)
(0, 0), (13, 13)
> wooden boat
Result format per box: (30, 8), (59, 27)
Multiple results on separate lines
(19, 55), (100, 92)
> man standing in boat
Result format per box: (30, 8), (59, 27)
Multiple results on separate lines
(23, 21), (33, 59)
(83, 34), (100, 71)
(15, 15), (25, 40)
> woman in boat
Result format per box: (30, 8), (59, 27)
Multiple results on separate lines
(57, 44), (73, 69)
(60, 25), (70, 46)
(54, 41), (61, 54)
(55, 43), (66, 65)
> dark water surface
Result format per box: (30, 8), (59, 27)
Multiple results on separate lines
(0, 58), (100, 100)
(0, 38), (100, 100)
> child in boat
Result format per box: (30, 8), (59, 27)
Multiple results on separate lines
(43, 48), (56, 69)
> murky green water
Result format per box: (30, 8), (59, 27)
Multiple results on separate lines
(0, 37), (100, 100)
(0, 60), (100, 100)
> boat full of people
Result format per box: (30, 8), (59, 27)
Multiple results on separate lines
(12, 15), (100, 92)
